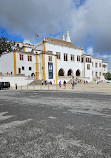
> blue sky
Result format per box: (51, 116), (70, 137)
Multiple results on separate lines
(0, 0), (111, 71)
(0, 27), (23, 41)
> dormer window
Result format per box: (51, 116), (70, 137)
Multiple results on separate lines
(48, 56), (52, 61)
(20, 54), (23, 60)
(28, 56), (32, 61)
(56, 52), (61, 59)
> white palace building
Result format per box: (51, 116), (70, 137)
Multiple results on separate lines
(0, 31), (108, 84)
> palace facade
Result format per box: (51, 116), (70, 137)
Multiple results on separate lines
(0, 31), (108, 83)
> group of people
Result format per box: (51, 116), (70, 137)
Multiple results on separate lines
(84, 80), (88, 84)
(42, 80), (52, 85)
(59, 80), (75, 89)
(41, 79), (89, 89)
(59, 80), (66, 88)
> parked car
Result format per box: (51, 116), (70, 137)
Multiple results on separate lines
(104, 79), (111, 83)
(0, 82), (10, 90)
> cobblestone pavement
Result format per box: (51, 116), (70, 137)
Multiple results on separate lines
(0, 90), (111, 158)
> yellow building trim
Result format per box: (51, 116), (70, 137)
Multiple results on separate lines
(55, 55), (57, 84)
(36, 54), (39, 80)
(42, 40), (46, 80)
(13, 50), (16, 74)
(43, 41), (46, 51)
(42, 53), (46, 80)
(24, 47), (25, 52)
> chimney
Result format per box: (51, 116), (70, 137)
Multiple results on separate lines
(66, 31), (71, 42)
(62, 35), (65, 41)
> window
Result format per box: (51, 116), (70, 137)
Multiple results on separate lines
(99, 63), (101, 67)
(95, 63), (98, 67)
(92, 62), (93, 67)
(81, 57), (84, 62)
(86, 57), (91, 63)
(70, 54), (74, 61)
(92, 71), (94, 76)
(88, 58), (90, 63)
(29, 67), (32, 71)
(17, 44), (19, 47)
(99, 72), (102, 76)
(56, 52), (61, 59)
(95, 72), (98, 77)
(18, 68), (21, 74)
(103, 64), (106, 68)
(48, 56), (52, 61)
(22, 66), (24, 70)
(77, 55), (80, 62)
(64, 53), (68, 61)
(87, 64), (90, 70)
(20, 54), (23, 60)
(20, 54), (21, 60)
(30, 56), (32, 61)
(28, 56), (32, 61)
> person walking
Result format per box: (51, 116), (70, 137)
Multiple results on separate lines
(45, 80), (47, 85)
(72, 81), (75, 89)
(63, 80), (66, 89)
(59, 81), (61, 87)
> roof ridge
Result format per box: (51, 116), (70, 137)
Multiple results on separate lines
(45, 37), (81, 50)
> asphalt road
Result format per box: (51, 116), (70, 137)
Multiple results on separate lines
(0, 90), (111, 158)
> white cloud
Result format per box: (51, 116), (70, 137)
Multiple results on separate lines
(0, 0), (74, 43)
(0, 0), (111, 56)
(87, 47), (93, 55)
(70, 0), (111, 55)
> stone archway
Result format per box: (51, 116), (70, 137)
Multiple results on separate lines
(58, 68), (65, 76)
(67, 69), (73, 76)
(76, 69), (80, 77)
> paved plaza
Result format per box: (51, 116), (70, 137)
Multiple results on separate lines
(0, 90), (111, 158)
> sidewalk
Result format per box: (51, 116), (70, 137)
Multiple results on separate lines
(10, 83), (111, 94)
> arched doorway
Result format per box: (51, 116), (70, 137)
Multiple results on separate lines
(58, 68), (65, 76)
(76, 69), (80, 76)
(67, 69), (73, 76)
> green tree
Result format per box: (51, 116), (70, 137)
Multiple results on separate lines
(105, 72), (111, 80)
(0, 36), (13, 54)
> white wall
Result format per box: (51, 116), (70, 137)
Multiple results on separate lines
(92, 58), (103, 78)
(15, 42), (24, 47)
(35, 43), (44, 50)
(46, 42), (83, 78)
(16, 52), (36, 76)
(38, 54), (43, 80)
(0, 52), (14, 74)
(84, 63), (92, 80)
(0, 76), (34, 86)
(25, 47), (33, 52)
